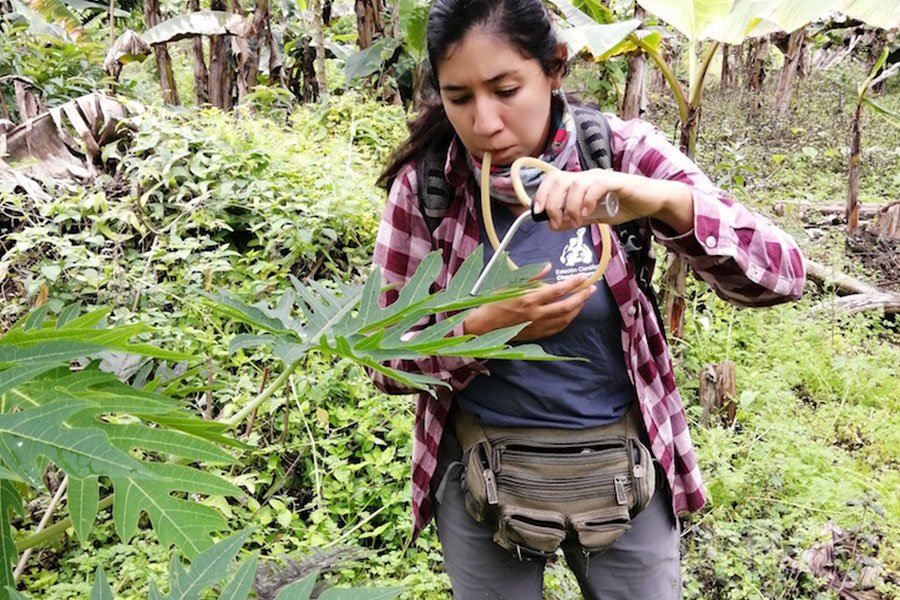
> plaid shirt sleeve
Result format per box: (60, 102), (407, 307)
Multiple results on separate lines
(368, 162), (486, 395)
(609, 115), (806, 306)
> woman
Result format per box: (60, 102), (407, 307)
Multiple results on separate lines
(369, 0), (806, 597)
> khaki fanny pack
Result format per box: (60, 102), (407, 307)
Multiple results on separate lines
(455, 406), (655, 559)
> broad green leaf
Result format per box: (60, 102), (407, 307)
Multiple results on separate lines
(143, 10), (253, 46)
(862, 97), (900, 126)
(638, 0), (735, 41)
(344, 38), (402, 81)
(700, 0), (841, 43)
(0, 341), (106, 367)
(0, 362), (61, 396)
(551, 0), (598, 28)
(571, 0), (614, 24)
(56, 307), (111, 330)
(164, 530), (250, 600)
(218, 554), (258, 600)
(273, 571), (318, 600)
(593, 31), (662, 62)
(398, 0), (429, 60)
(68, 476), (99, 545)
(102, 424), (236, 464)
(89, 568), (114, 600)
(56, 302), (82, 327)
(841, 0), (900, 29)
(19, 305), (48, 331)
(0, 481), (22, 600)
(111, 463), (237, 557)
(228, 334), (275, 352)
(0, 401), (146, 485)
(558, 19), (641, 58)
(638, 0), (734, 89)
(142, 415), (246, 449)
(207, 294), (293, 335)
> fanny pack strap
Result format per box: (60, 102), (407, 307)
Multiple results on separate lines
(455, 403), (642, 453)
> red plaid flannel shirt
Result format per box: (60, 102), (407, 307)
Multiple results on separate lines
(370, 114), (806, 539)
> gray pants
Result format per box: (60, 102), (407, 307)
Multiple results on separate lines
(432, 429), (682, 600)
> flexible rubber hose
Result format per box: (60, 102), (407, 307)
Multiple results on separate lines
(480, 152), (613, 290)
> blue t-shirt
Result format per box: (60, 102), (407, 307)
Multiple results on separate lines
(456, 203), (635, 428)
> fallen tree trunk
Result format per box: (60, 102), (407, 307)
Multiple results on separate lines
(873, 201), (900, 240)
(806, 259), (900, 315)
(773, 201), (886, 220)
(805, 260), (880, 295)
(814, 293), (900, 316)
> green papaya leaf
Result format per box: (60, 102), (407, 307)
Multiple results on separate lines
(163, 530), (250, 600)
(68, 476), (99, 546)
(273, 571), (318, 600)
(218, 554), (258, 600)
(0, 481), (22, 600)
(89, 568), (114, 600)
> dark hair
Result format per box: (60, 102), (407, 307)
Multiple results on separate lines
(378, 0), (563, 189)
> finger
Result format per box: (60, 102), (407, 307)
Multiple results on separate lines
(531, 273), (590, 302)
(564, 179), (591, 227)
(533, 172), (564, 216)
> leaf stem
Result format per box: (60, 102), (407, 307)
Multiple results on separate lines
(223, 360), (301, 430)
(633, 34), (689, 125)
(16, 494), (114, 552)
(14, 476), (69, 579)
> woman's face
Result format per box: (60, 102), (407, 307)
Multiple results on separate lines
(436, 28), (563, 166)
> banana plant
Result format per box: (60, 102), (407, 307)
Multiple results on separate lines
(847, 47), (900, 234)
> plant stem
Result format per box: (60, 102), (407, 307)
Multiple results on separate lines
(633, 34), (689, 126)
(16, 495), (114, 552)
(14, 476), (69, 579)
(224, 360), (301, 430)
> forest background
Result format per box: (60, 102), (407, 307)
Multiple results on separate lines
(0, 0), (899, 598)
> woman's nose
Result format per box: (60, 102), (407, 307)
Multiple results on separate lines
(472, 98), (503, 137)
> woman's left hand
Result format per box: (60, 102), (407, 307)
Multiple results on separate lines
(532, 169), (695, 235)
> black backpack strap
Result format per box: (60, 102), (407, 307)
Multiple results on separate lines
(416, 142), (453, 235)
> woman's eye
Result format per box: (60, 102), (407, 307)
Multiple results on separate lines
(448, 96), (470, 105)
(497, 88), (519, 98)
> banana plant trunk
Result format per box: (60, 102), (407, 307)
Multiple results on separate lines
(774, 27), (807, 115)
(354, 0), (384, 50)
(143, 0), (180, 105)
(313, 0), (327, 100)
(721, 44), (735, 88)
(847, 102), (862, 234)
(248, 0), (269, 92)
(189, 0), (209, 105)
(746, 37), (768, 98)
(209, 0), (233, 110)
(622, 5), (647, 120)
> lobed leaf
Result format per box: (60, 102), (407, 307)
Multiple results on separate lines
(164, 530), (251, 600)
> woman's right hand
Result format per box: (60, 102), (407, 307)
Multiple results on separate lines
(463, 269), (597, 341)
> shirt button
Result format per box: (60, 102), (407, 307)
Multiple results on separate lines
(705, 235), (717, 248)
(628, 305), (637, 316)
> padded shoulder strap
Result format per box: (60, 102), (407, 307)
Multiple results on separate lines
(416, 141), (454, 235)
(571, 103), (613, 171)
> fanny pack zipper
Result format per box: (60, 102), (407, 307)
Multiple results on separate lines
(497, 472), (632, 503)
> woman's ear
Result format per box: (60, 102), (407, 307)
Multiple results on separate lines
(551, 43), (568, 88)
